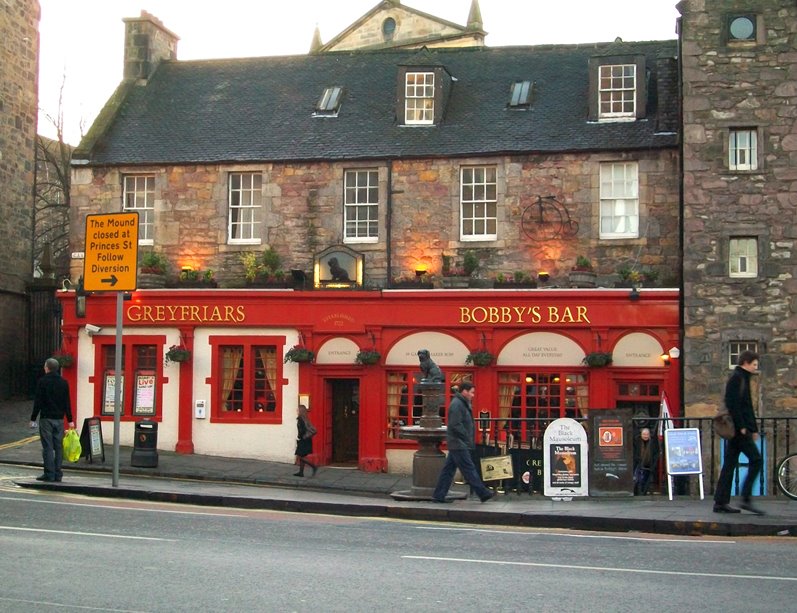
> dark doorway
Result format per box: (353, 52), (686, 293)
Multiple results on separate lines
(329, 378), (359, 464)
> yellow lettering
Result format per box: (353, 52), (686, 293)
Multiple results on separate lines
(155, 305), (165, 321)
(141, 305), (153, 322)
(471, 307), (487, 324)
(513, 306), (525, 323)
(560, 306), (575, 323)
(235, 305), (246, 322)
(166, 305), (178, 319)
(530, 306), (541, 323)
(577, 305), (590, 323)
(548, 306), (559, 323)
(209, 306), (222, 321)
(127, 305), (140, 322)
(190, 305), (201, 321)
(460, 307), (471, 324)
(224, 306), (235, 321)
(179, 305), (190, 320)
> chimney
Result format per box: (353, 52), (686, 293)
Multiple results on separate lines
(122, 11), (179, 82)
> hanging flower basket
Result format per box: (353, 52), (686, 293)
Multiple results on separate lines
(165, 345), (191, 365)
(465, 350), (494, 367)
(284, 345), (314, 363)
(355, 349), (381, 366)
(582, 352), (612, 367)
(54, 354), (74, 368)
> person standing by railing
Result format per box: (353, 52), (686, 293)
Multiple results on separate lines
(713, 350), (764, 515)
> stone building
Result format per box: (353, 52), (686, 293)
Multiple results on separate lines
(0, 0), (39, 397)
(680, 0), (797, 417)
(62, 7), (683, 471)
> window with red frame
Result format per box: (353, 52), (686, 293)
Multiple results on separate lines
(214, 342), (281, 422)
(497, 371), (588, 445)
(100, 343), (159, 417)
(386, 369), (471, 439)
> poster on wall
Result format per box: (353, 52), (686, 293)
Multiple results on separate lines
(543, 418), (589, 498)
(134, 375), (156, 415)
(588, 408), (634, 496)
(102, 374), (125, 415)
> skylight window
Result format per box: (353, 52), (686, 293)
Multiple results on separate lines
(316, 86), (343, 115)
(509, 81), (532, 107)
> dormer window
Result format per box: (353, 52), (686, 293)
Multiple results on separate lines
(315, 86), (343, 115)
(599, 64), (636, 118)
(405, 72), (435, 124)
(508, 80), (532, 108)
(588, 55), (646, 122)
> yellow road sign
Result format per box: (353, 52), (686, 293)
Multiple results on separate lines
(83, 212), (139, 292)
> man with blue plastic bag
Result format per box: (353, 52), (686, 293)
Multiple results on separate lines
(30, 357), (75, 482)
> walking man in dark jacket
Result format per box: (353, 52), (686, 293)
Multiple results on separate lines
(432, 382), (494, 503)
(30, 357), (75, 482)
(713, 350), (764, 514)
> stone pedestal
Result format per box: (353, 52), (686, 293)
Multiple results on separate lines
(391, 380), (467, 501)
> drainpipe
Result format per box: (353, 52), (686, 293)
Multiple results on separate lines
(386, 160), (393, 285)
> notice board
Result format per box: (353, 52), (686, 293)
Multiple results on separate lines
(79, 417), (105, 463)
(588, 408), (634, 496)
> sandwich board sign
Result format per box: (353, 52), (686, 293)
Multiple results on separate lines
(663, 427), (704, 500)
(544, 418), (589, 499)
(83, 212), (139, 292)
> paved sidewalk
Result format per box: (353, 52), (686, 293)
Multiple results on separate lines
(2, 399), (796, 537)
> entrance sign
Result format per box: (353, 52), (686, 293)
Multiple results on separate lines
(544, 418), (589, 498)
(83, 212), (139, 292)
(664, 427), (704, 500)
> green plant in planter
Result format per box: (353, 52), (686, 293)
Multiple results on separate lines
(284, 344), (314, 363)
(179, 268), (200, 282)
(139, 251), (168, 274)
(355, 349), (381, 365)
(573, 255), (593, 271)
(465, 350), (494, 367)
(164, 344), (191, 365)
(463, 250), (479, 276)
(53, 353), (74, 368)
(582, 352), (613, 367)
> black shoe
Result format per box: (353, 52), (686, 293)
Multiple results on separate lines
(740, 501), (766, 515)
(480, 492), (495, 503)
(713, 503), (741, 513)
(431, 497), (452, 503)
(54, 477), (62, 482)
(311, 465), (317, 477)
(35, 475), (54, 482)
(293, 472), (304, 477)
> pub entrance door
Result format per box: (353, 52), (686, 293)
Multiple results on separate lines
(328, 378), (359, 464)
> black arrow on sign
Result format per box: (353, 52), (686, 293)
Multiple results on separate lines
(101, 274), (118, 286)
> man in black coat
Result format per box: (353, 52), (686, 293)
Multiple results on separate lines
(713, 350), (764, 514)
(30, 357), (75, 482)
(432, 382), (494, 503)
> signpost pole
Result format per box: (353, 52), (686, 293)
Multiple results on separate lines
(112, 290), (123, 487)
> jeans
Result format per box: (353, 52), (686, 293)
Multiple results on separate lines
(433, 448), (492, 501)
(39, 418), (65, 480)
(714, 433), (762, 505)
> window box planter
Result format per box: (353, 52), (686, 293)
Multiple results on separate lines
(569, 270), (596, 288)
(390, 280), (434, 289)
(138, 272), (167, 289)
(493, 281), (537, 289)
(440, 276), (471, 289)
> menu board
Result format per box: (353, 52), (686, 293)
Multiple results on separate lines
(588, 408), (634, 496)
(134, 375), (156, 415)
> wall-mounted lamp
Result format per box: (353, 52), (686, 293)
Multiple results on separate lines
(415, 264), (428, 278)
(181, 265), (193, 273)
(538, 271), (550, 283)
(660, 352), (671, 365)
(668, 347), (681, 360)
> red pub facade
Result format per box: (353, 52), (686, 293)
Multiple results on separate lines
(58, 288), (679, 473)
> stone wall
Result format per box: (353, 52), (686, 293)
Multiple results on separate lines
(0, 0), (39, 397)
(681, 0), (797, 415)
(71, 148), (679, 290)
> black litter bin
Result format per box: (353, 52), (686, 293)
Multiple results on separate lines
(131, 419), (158, 467)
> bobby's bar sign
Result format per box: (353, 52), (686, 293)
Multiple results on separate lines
(460, 305), (590, 325)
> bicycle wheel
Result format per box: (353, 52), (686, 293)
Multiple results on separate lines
(776, 453), (797, 500)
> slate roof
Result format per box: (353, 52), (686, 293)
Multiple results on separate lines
(78, 41), (678, 166)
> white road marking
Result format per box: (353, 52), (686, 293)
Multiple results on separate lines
(0, 493), (244, 517)
(403, 555), (797, 582)
(0, 525), (174, 541)
(416, 525), (733, 544)
(0, 596), (148, 612)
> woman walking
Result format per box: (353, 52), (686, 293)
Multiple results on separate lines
(294, 404), (318, 477)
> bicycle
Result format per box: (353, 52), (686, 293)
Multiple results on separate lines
(776, 452), (797, 500)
